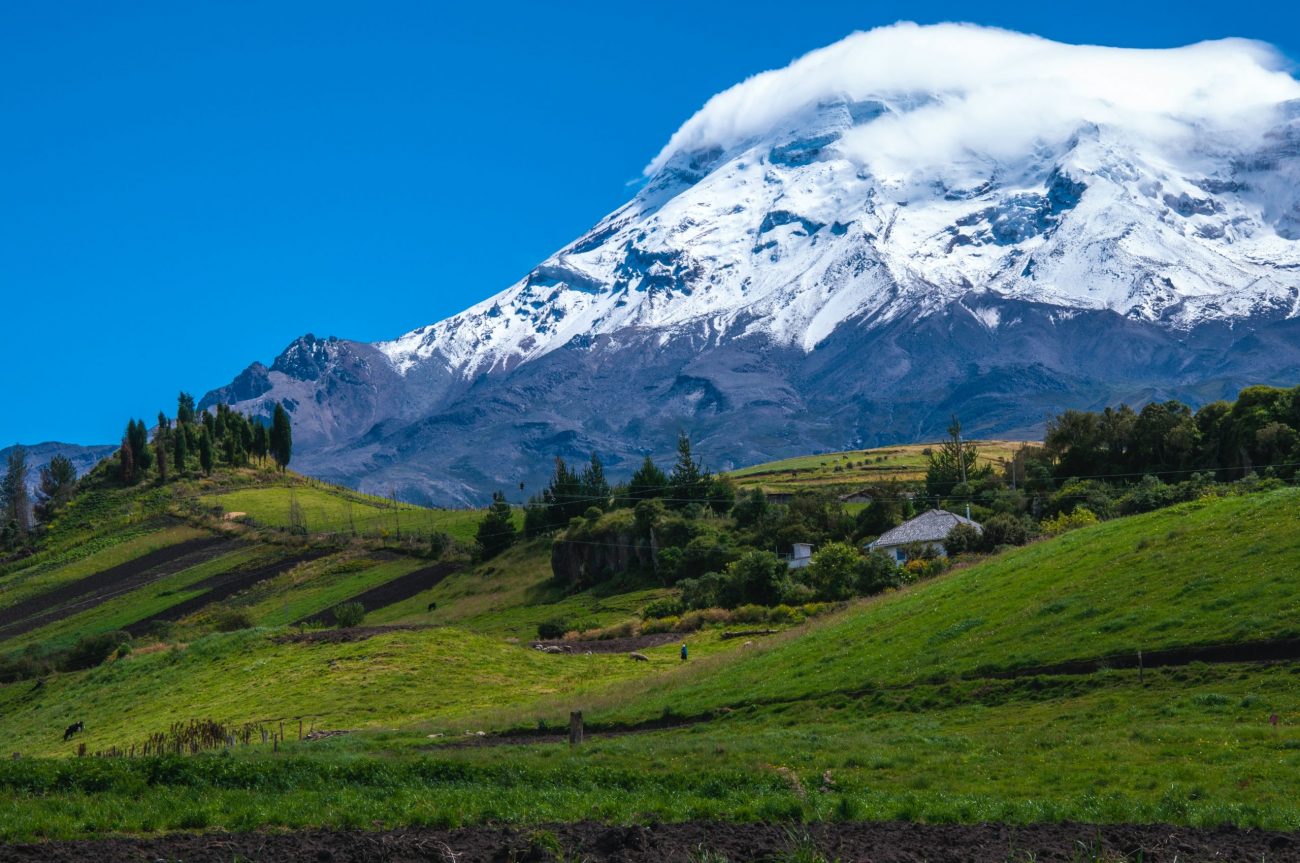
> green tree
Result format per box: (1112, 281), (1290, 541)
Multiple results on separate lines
(544, 457), (585, 528)
(668, 433), (711, 508)
(118, 437), (135, 485)
(252, 422), (269, 465)
(719, 550), (787, 607)
(34, 454), (76, 524)
(623, 456), (668, 504)
(523, 495), (550, 539)
(732, 488), (769, 529)
(176, 392), (196, 425)
(198, 427), (214, 476)
(126, 419), (152, 472)
(925, 416), (980, 499)
(1, 446), (31, 544)
(580, 452), (611, 509)
(804, 542), (863, 601)
(475, 491), (517, 560)
(269, 402), (293, 471)
(858, 551), (901, 595)
(172, 423), (188, 475)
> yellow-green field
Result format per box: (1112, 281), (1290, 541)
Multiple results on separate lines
(727, 440), (1025, 493)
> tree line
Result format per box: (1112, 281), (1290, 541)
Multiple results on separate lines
(1, 394), (293, 552)
(475, 433), (735, 559)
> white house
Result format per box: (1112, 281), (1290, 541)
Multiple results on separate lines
(867, 509), (982, 564)
(786, 542), (813, 569)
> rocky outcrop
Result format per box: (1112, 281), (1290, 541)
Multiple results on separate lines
(551, 522), (658, 588)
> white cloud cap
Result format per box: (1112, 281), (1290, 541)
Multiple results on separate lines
(646, 23), (1300, 179)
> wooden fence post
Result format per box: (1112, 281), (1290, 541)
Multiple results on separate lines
(569, 711), (584, 746)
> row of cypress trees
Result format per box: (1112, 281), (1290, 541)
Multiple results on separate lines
(117, 394), (293, 485)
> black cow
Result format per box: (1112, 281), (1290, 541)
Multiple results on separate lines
(63, 721), (84, 741)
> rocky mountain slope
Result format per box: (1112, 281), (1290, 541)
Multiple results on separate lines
(203, 24), (1300, 505)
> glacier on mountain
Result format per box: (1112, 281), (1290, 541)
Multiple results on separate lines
(375, 24), (1300, 380)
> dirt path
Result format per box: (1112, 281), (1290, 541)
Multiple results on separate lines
(532, 631), (682, 654)
(3, 821), (1296, 862)
(0, 536), (237, 640)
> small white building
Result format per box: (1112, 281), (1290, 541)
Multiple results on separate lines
(786, 542), (813, 569)
(867, 509), (982, 564)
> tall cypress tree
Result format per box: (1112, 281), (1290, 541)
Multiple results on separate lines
(1, 445), (30, 542)
(176, 392), (196, 426)
(668, 433), (710, 507)
(173, 421), (188, 474)
(198, 427), (214, 476)
(119, 437), (135, 485)
(625, 456), (668, 503)
(475, 491), (517, 560)
(270, 403), (293, 471)
(580, 452), (611, 510)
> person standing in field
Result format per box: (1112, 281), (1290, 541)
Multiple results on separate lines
(680, 643), (688, 662)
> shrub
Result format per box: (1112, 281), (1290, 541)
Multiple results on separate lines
(679, 572), (726, 610)
(767, 604), (802, 625)
(1040, 506), (1100, 536)
(978, 513), (1037, 550)
(640, 597), (684, 620)
(536, 620), (568, 640)
(640, 615), (680, 634)
(210, 607), (254, 633)
(428, 531), (452, 558)
(730, 604), (768, 624)
(333, 601), (366, 628)
(944, 522), (982, 555)
(858, 551), (902, 595)
(62, 631), (132, 672)
(676, 608), (731, 632)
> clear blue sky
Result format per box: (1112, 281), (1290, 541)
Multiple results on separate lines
(3, 0), (1297, 446)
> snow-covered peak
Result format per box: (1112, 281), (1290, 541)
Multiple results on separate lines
(377, 25), (1300, 379)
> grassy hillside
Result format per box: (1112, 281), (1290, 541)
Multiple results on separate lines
(199, 483), (510, 541)
(3, 462), (1300, 839)
(727, 440), (1023, 494)
(564, 487), (1300, 723)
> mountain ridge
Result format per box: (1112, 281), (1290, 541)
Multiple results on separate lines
(202, 24), (1300, 505)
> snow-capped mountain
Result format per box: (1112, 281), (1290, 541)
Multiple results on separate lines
(203, 24), (1300, 505)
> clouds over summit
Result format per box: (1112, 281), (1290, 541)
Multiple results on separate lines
(647, 23), (1300, 180)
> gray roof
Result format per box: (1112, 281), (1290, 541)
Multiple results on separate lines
(869, 509), (982, 548)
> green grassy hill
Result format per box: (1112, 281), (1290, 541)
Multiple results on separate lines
(2, 463), (1299, 839)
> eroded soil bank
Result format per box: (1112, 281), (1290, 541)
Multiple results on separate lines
(3, 820), (1298, 862)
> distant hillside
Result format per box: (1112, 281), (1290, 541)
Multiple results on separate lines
(0, 441), (116, 497)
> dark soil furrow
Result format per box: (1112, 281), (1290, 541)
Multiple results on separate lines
(123, 551), (330, 636)
(0, 536), (235, 640)
(293, 561), (461, 624)
(2, 820), (1296, 863)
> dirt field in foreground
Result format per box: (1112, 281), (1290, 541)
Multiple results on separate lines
(3, 820), (1298, 862)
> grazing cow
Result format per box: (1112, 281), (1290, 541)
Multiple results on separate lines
(63, 721), (84, 741)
